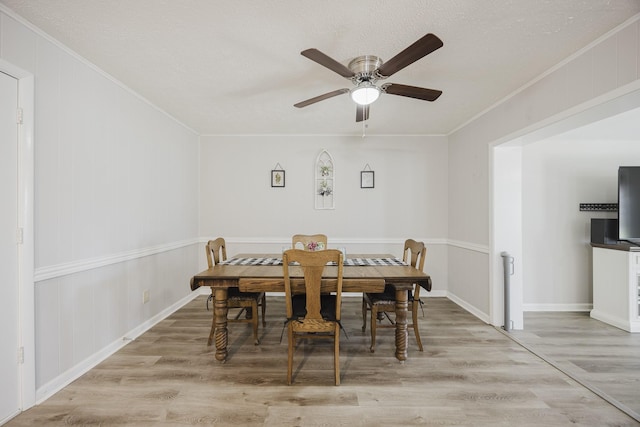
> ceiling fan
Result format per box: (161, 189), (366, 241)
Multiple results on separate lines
(294, 33), (443, 122)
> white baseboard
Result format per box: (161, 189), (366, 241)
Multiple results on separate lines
(0, 409), (21, 426)
(446, 292), (491, 324)
(524, 303), (592, 312)
(424, 290), (447, 298)
(590, 309), (640, 333)
(35, 292), (201, 404)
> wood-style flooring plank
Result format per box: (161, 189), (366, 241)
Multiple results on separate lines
(6, 297), (639, 426)
(509, 310), (640, 422)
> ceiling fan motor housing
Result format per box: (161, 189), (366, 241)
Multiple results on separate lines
(348, 55), (383, 84)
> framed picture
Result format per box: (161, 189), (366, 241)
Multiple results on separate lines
(271, 170), (285, 187)
(361, 170), (375, 188)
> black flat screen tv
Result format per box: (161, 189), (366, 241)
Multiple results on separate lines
(618, 166), (640, 244)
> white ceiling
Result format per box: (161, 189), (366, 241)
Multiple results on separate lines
(2, 0), (640, 136)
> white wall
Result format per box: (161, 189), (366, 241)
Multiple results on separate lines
(199, 134), (449, 294)
(449, 16), (640, 322)
(1, 9), (200, 398)
(522, 138), (640, 310)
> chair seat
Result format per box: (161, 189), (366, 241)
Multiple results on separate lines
(206, 289), (263, 305)
(364, 290), (415, 306)
(365, 291), (395, 305)
(227, 288), (264, 302)
(291, 319), (336, 333)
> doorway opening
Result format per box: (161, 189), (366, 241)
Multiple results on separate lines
(490, 87), (640, 331)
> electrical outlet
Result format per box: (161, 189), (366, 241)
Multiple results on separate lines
(142, 290), (150, 304)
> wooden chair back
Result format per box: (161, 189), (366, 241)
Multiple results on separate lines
(204, 237), (266, 346)
(206, 237), (227, 268)
(362, 238), (427, 353)
(283, 249), (343, 323)
(291, 234), (328, 251)
(403, 239), (426, 299)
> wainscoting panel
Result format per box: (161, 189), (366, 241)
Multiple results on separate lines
(34, 243), (200, 401)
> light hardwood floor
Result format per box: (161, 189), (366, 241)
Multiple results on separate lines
(6, 297), (640, 426)
(508, 311), (640, 422)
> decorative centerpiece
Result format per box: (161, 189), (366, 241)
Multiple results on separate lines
(307, 241), (325, 251)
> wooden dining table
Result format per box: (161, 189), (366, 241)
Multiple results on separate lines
(189, 253), (431, 363)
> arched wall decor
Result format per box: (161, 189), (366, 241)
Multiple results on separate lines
(315, 149), (335, 210)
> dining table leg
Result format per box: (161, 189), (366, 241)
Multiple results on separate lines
(394, 288), (409, 362)
(213, 288), (229, 362)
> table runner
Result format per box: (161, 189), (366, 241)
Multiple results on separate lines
(220, 257), (407, 266)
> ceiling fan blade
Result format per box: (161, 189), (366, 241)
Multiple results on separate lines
(376, 33), (443, 78)
(294, 88), (350, 108)
(382, 83), (442, 101)
(301, 49), (355, 78)
(356, 104), (370, 122)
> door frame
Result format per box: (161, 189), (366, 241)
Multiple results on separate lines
(0, 59), (35, 412)
(489, 82), (640, 330)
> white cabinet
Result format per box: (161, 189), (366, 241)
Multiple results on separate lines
(591, 246), (640, 332)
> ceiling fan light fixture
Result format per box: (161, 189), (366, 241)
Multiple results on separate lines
(350, 82), (380, 105)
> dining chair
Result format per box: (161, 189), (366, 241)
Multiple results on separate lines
(205, 237), (266, 345)
(291, 233), (328, 251)
(361, 239), (426, 353)
(283, 248), (344, 385)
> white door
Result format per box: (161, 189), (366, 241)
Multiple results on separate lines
(0, 70), (20, 421)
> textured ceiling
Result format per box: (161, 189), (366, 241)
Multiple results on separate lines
(2, 0), (640, 136)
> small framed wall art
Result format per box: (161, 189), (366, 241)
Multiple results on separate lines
(360, 164), (374, 189)
(271, 164), (285, 188)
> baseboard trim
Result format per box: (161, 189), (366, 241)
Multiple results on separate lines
(424, 290), (447, 298)
(35, 292), (200, 404)
(524, 303), (593, 312)
(446, 291), (491, 324)
(0, 409), (21, 426)
(590, 309), (640, 333)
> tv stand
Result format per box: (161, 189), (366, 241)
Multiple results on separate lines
(591, 243), (640, 333)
